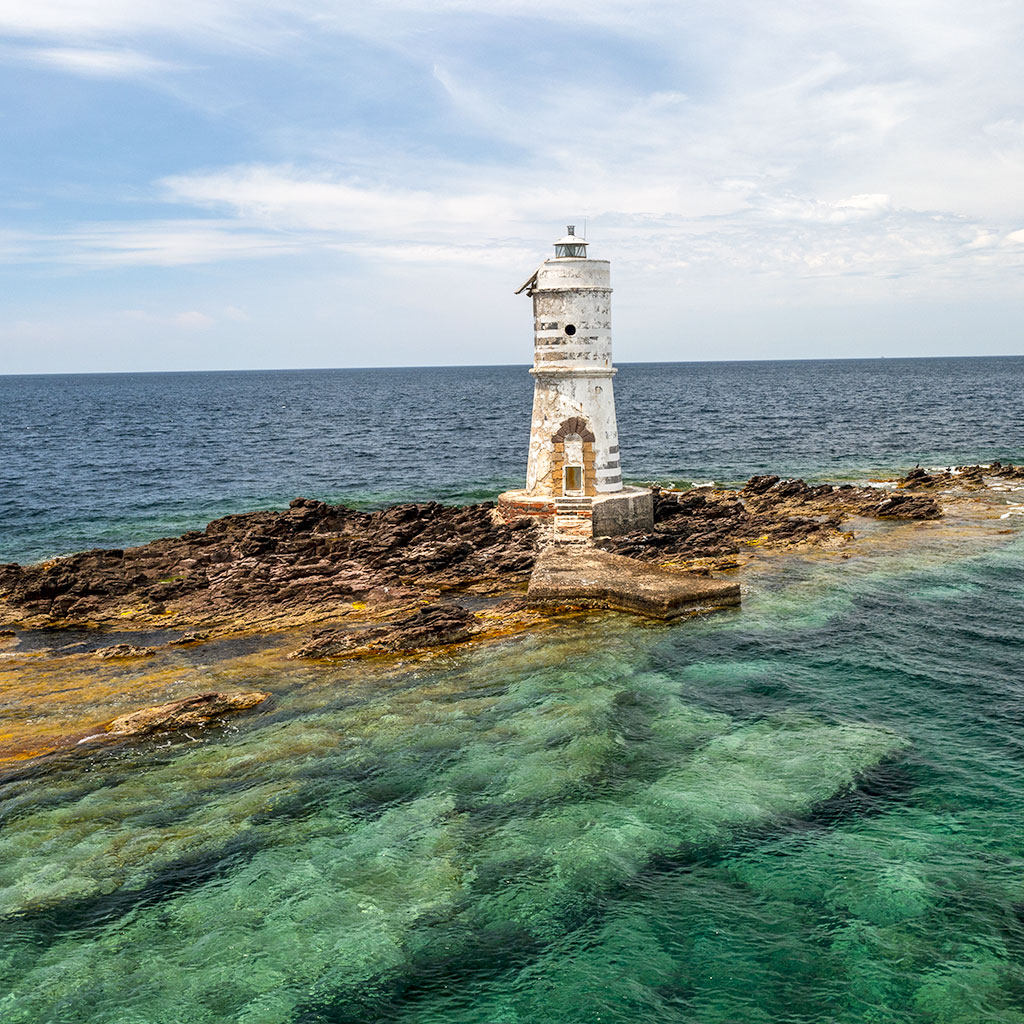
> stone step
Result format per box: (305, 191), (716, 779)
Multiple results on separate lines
(553, 515), (593, 539)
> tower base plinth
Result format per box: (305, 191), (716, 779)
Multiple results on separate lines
(497, 486), (653, 539)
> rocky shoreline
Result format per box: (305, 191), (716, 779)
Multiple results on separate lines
(2, 465), (1014, 645)
(1, 463), (1020, 754)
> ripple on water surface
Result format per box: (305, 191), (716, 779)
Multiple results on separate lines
(1, 530), (1024, 1022)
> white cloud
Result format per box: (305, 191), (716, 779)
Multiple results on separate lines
(121, 308), (215, 328)
(54, 221), (305, 266)
(23, 45), (180, 77)
(2, 0), (1023, 356)
(0, 0), (245, 43)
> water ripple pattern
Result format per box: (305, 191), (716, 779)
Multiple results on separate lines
(0, 535), (1022, 1021)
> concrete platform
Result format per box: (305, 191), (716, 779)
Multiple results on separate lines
(527, 546), (741, 620)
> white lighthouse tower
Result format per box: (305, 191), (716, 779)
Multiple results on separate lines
(498, 227), (653, 539)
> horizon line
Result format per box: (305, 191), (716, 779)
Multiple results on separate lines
(3, 352), (1022, 379)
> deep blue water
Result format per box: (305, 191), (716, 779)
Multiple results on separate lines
(1, 356), (1021, 564)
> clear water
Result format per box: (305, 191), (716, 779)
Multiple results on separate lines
(1, 358), (1024, 1023)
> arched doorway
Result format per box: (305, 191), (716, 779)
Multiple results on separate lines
(551, 417), (596, 496)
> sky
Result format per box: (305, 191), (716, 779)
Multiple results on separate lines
(1, 0), (1022, 373)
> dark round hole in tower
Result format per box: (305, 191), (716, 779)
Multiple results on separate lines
(564, 324), (576, 336)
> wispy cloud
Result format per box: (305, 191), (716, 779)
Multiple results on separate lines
(121, 307), (214, 328)
(1, 0), (1022, 367)
(13, 45), (181, 77)
(9, 220), (307, 266)
(3, 166), (1014, 305)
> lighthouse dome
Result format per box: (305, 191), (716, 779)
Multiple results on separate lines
(553, 226), (588, 259)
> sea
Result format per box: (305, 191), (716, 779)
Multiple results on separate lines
(1, 356), (1023, 1023)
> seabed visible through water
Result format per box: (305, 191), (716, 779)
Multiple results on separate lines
(2, 499), (1024, 1023)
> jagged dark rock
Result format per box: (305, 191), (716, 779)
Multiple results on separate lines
(871, 494), (942, 519)
(0, 466), (992, 637)
(897, 462), (1024, 491)
(598, 486), (845, 563)
(739, 475), (941, 521)
(0, 499), (539, 629)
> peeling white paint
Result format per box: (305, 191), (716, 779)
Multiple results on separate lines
(522, 230), (623, 497)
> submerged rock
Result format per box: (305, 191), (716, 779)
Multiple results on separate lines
(94, 643), (156, 659)
(169, 631), (209, 645)
(291, 604), (480, 658)
(104, 690), (271, 737)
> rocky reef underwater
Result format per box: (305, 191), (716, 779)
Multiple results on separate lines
(0, 462), (1023, 1022)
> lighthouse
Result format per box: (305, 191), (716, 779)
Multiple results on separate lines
(498, 228), (653, 540)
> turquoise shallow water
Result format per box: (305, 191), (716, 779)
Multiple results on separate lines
(2, 519), (1024, 1022)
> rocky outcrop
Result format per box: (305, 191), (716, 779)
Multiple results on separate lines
(898, 462), (1024, 491)
(291, 604), (480, 659)
(104, 691), (270, 737)
(870, 493), (943, 519)
(598, 486), (844, 563)
(0, 467), (970, 635)
(597, 475), (942, 565)
(0, 499), (539, 629)
(740, 477), (942, 524)
(740, 476), (941, 520)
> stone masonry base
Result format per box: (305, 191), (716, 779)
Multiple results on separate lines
(496, 486), (653, 540)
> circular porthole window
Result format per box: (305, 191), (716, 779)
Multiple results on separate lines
(564, 324), (577, 336)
